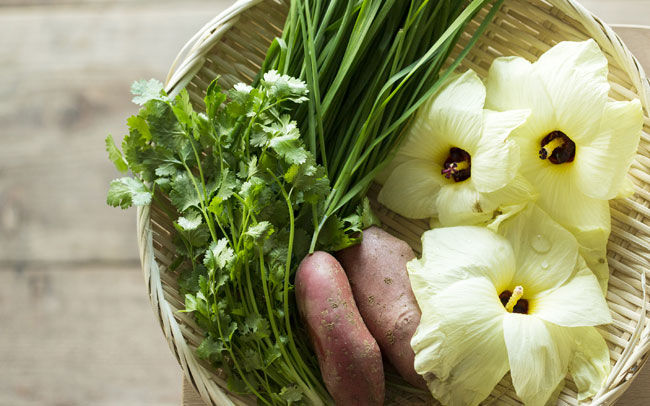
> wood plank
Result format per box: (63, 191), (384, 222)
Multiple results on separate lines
(0, 1), (232, 264)
(0, 265), (183, 405)
(0, 0), (212, 7)
(580, 0), (650, 26)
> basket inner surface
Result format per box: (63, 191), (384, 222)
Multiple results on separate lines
(148, 0), (650, 405)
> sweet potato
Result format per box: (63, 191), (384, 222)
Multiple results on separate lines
(336, 226), (426, 389)
(295, 251), (385, 406)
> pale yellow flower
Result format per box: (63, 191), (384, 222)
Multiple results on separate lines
(377, 70), (536, 226)
(485, 40), (643, 290)
(409, 206), (611, 406)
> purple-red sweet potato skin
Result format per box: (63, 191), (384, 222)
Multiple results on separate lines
(295, 251), (385, 406)
(336, 227), (426, 389)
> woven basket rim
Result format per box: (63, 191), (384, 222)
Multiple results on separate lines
(138, 1), (650, 405)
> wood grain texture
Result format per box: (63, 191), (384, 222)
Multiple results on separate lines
(0, 2), (232, 406)
(0, 1), (231, 264)
(0, 265), (182, 405)
(580, 0), (650, 26)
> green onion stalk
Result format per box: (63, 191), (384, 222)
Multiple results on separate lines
(260, 0), (505, 251)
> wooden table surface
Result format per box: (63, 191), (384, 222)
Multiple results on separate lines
(0, 1), (649, 405)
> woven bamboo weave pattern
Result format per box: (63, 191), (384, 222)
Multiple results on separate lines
(137, 0), (650, 405)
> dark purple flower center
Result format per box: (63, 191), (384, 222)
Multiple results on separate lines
(441, 147), (471, 182)
(539, 131), (576, 164)
(499, 290), (529, 314)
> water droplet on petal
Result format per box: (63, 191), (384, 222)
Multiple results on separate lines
(541, 260), (549, 270)
(531, 234), (551, 254)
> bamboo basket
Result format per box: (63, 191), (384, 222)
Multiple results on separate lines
(137, 0), (650, 404)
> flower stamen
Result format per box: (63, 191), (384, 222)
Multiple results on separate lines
(500, 286), (528, 314)
(442, 147), (471, 182)
(539, 131), (576, 164)
(504, 286), (524, 313)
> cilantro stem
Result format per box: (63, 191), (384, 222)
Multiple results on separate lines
(266, 169), (326, 397)
(257, 246), (321, 405)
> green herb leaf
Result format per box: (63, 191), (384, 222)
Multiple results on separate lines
(203, 239), (235, 272)
(279, 385), (304, 405)
(107, 177), (151, 209)
(196, 336), (225, 363)
(131, 79), (166, 105)
(105, 135), (128, 173)
(169, 173), (201, 212)
(245, 221), (274, 243)
(177, 209), (203, 231)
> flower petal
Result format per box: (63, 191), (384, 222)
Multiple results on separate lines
(484, 174), (539, 231)
(378, 159), (443, 219)
(408, 226), (515, 296)
(568, 327), (611, 401)
(426, 107), (484, 155)
(531, 167), (612, 291)
(531, 259), (612, 327)
(500, 205), (579, 294)
(533, 40), (609, 144)
(503, 314), (571, 406)
(485, 56), (557, 139)
(471, 109), (528, 193)
(575, 99), (643, 200)
(395, 110), (454, 162)
(412, 277), (509, 406)
(436, 183), (494, 226)
(574, 228), (610, 293)
(428, 70), (486, 114)
(531, 161), (611, 240)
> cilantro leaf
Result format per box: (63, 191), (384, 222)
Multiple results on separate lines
(196, 336), (225, 363)
(243, 313), (271, 340)
(107, 177), (151, 209)
(317, 214), (362, 251)
(126, 115), (152, 142)
(105, 135), (128, 173)
(144, 99), (186, 152)
(169, 173), (201, 212)
(203, 239), (235, 272)
(242, 348), (263, 372)
(131, 79), (166, 105)
(360, 197), (381, 228)
(245, 221), (274, 243)
(279, 385), (304, 405)
(266, 115), (308, 165)
(177, 209), (203, 231)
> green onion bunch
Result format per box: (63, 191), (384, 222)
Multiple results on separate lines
(261, 0), (504, 250)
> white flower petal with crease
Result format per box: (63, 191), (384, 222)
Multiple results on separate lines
(568, 326), (611, 401)
(483, 174), (539, 231)
(428, 70), (486, 113)
(575, 99), (643, 200)
(574, 230), (610, 294)
(378, 159), (443, 219)
(503, 314), (571, 406)
(533, 40), (609, 143)
(471, 109), (528, 192)
(436, 183), (494, 226)
(485, 56), (556, 137)
(532, 266), (612, 327)
(408, 226), (515, 296)
(500, 205), (578, 293)
(412, 277), (509, 406)
(394, 111), (455, 162)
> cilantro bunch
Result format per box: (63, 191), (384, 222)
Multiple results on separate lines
(106, 72), (357, 405)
